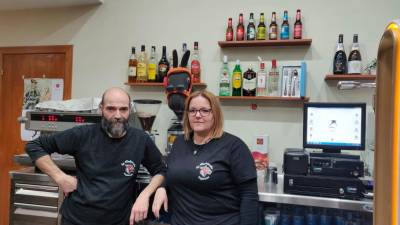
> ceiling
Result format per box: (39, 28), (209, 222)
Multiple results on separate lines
(0, 0), (103, 11)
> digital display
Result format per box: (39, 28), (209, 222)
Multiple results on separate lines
(30, 113), (101, 124)
(303, 103), (366, 151)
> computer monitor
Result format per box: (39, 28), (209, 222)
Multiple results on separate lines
(303, 102), (366, 153)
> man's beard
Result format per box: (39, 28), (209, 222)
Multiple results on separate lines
(101, 117), (129, 138)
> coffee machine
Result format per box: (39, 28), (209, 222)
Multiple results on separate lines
(133, 99), (162, 142)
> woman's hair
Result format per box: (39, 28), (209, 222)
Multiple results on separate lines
(183, 90), (224, 140)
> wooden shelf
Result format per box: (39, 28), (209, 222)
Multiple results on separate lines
(325, 74), (376, 81)
(125, 82), (207, 87)
(218, 39), (312, 48)
(218, 96), (309, 103)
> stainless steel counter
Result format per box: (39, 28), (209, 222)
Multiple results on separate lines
(258, 175), (373, 212)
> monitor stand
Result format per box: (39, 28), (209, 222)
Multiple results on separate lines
(309, 149), (360, 160)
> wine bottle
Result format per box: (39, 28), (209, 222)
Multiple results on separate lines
(137, 45), (148, 82)
(348, 34), (362, 74)
(236, 13), (245, 41)
(157, 46), (170, 82)
(219, 55), (231, 96)
(128, 47), (137, 83)
(243, 66), (257, 96)
(293, 9), (302, 39)
(232, 60), (242, 96)
(191, 42), (201, 83)
(247, 13), (256, 40)
(226, 18), (234, 41)
(333, 34), (348, 74)
(257, 13), (266, 40)
(280, 10), (289, 40)
(269, 12), (278, 40)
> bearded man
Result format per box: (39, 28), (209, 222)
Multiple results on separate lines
(25, 87), (166, 225)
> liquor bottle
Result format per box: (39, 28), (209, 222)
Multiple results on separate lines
(257, 13), (266, 40)
(294, 9), (302, 39)
(157, 46), (170, 82)
(333, 34), (348, 74)
(226, 17), (234, 41)
(348, 34), (362, 74)
(236, 13), (245, 41)
(256, 61), (267, 96)
(268, 59), (280, 96)
(247, 13), (256, 40)
(148, 46), (157, 82)
(243, 66), (257, 96)
(191, 41), (201, 83)
(219, 55), (231, 96)
(232, 60), (242, 96)
(280, 10), (289, 40)
(136, 45), (148, 82)
(269, 12), (278, 40)
(128, 47), (137, 83)
(182, 43), (187, 55)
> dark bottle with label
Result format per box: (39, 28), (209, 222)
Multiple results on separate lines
(242, 66), (257, 96)
(280, 10), (289, 40)
(226, 18), (234, 41)
(333, 34), (348, 74)
(294, 9), (302, 39)
(128, 47), (137, 83)
(348, 34), (362, 74)
(269, 12), (278, 40)
(236, 13), (245, 41)
(247, 13), (256, 40)
(157, 46), (170, 82)
(257, 13), (266, 40)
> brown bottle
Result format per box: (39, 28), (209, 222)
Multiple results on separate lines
(226, 18), (234, 41)
(236, 13), (245, 41)
(294, 9), (302, 39)
(269, 12), (278, 40)
(128, 47), (137, 82)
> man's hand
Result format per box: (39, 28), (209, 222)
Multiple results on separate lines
(55, 174), (77, 197)
(129, 193), (149, 225)
(152, 187), (168, 219)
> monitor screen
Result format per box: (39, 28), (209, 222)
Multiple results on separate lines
(303, 102), (366, 152)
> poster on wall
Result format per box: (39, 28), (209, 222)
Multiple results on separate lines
(21, 78), (64, 141)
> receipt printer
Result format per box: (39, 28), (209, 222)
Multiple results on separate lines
(283, 148), (309, 175)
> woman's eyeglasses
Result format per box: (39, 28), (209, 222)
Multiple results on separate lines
(188, 108), (212, 117)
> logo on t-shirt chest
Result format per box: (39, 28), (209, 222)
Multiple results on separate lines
(121, 160), (136, 176)
(196, 162), (213, 180)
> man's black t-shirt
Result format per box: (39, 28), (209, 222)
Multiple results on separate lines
(25, 124), (165, 225)
(166, 132), (257, 225)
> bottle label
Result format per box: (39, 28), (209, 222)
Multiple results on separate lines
(243, 78), (257, 90)
(236, 28), (244, 41)
(348, 61), (362, 74)
(191, 60), (201, 75)
(159, 64), (168, 73)
(232, 72), (242, 88)
(137, 63), (147, 77)
(294, 25), (302, 39)
(148, 64), (156, 80)
(257, 74), (266, 88)
(226, 31), (233, 41)
(281, 26), (289, 39)
(257, 27), (266, 39)
(269, 27), (277, 39)
(129, 66), (136, 77)
(247, 28), (256, 40)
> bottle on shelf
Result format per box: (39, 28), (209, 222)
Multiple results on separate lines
(256, 59), (267, 96)
(267, 59), (280, 96)
(269, 12), (278, 40)
(182, 43), (188, 55)
(293, 9), (302, 39)
(226, 17), (234, 41)
(191, 41), (201, 83)
(136, 45), (148, 82)
(247, 13), (256, 40)
(280, 10), (290, 40)
(236, 13), (245, 41)
(128, 47), (137, 83)
(348, 34), (362, 74)
(219, 55), (231, 96)
(333, 34), (348, 74)
(257, 13), (266, 40)
(157, 46), (170, 82)
(147, 46), (157, 82)
(243, 65), (257, 96)
(232, 59), (243, 96)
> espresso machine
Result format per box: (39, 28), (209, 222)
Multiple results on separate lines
(133, 99), (162, 142)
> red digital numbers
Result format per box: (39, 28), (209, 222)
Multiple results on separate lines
(48, 115), (58, 121)
(75, 116), (85, 123)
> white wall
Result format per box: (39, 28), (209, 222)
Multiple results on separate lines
(1, 0), (398, 170)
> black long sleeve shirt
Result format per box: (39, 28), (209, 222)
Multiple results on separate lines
(25, 123), (166, 225)
(165, 132), (258, 225)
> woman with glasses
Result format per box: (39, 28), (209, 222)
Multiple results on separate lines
(152, 90), (258, 225)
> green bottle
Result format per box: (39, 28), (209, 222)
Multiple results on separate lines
(232, 59), (242, 96)
(219, 55), (231, 96)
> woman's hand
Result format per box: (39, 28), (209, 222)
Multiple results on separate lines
(152, 187), (168, 219)
(130, 193), (150, 225)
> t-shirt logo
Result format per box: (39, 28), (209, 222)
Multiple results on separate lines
(196, 162), (213, 181)
(121, 160), (136, 176)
